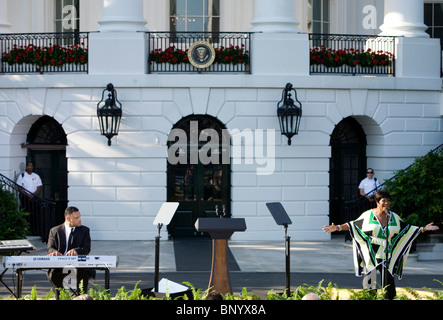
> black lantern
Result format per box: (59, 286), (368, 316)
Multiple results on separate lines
(97, 83), (122, 146)
(277, 83), (302, 145)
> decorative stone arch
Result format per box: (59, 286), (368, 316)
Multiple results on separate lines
(8, 115), (43, 179)
(20, 115), (68, 224)
(166, 114), (231, 237)
(329, 116), (367, 226)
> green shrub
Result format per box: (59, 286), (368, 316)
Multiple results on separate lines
(0, 186), (29, 240)
(2, 280), (443, 300)
(347, 287), (387, 300)
(383, 147), (443, 227)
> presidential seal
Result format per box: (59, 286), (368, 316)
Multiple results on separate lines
(188, 41), (216, 69)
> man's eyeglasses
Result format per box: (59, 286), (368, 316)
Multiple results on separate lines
(367, 171), (374, 174)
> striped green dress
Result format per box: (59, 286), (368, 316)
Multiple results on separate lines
(347, 209), (422, 279)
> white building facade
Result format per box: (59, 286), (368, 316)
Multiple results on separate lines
(0, 0), (442, 241)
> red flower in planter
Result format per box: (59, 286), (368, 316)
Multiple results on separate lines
(310, 46), (393, 68)
(1, 42), (88, 67)
(149, 43), (249, 66)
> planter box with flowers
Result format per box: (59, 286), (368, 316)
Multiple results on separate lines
(310, 45), (394, 75)
(149, 44), (249, 73)
(1, 43), (88, 73)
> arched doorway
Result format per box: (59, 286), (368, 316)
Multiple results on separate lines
(329, 117), (367, 226)
(167, 115), (231, 237)
(25, 116), (68, 225)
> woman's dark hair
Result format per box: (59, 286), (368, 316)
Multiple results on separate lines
(374, 190), (391, 203)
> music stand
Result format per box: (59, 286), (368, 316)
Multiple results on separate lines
(152, 202), (179, 292)
(266, 202), (292, 293)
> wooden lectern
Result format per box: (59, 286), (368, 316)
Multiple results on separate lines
(194, 218), (246, 294)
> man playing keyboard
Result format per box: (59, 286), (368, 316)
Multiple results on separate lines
(47, 206), (94, 299)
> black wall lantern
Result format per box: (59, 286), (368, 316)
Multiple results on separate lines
(277, 83), (302, 145)
(97, 83), (122, 146)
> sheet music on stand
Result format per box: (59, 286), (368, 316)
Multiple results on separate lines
(153, 202), (179, 231)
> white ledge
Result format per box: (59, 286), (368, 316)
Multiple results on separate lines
(0, 73), (441, 91)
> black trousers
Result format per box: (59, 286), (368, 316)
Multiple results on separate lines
(47, 268), (92, 299)
(363, 265), (396, 300)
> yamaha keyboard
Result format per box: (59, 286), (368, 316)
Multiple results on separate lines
(3, 255), (118, 269)
(2, 255), (118, 298)
(0, 239), (35, 253)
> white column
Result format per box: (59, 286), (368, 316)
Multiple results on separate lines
(250, 0), (300, 33)
(89, 0), (148, 74)
(0, 0), (11, 32)
(379, 0), (440, 78)
(379, 0), (428, 37)
(250, 0), (308, 75)
(98, 0), (147, 32)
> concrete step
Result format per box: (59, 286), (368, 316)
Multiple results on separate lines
(416, 241), (443, 261)
(26, 236), (46, 253)
(427, 233), (443, 243)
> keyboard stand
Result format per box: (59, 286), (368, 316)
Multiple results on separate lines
(15, 267), (111, 298)
(0, 240), (36, 298)
(0, 267), (17, 298)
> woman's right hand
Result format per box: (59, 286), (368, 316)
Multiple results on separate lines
(322, 223), (337, 233)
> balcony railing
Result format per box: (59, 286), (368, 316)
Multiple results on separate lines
(147, 32), (251, 73)
(0, 32), (397, 76)
(309, 34), (396, 76)
(0, 32), (89, 74)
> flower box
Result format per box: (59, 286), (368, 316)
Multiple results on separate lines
(310, 45), (393, 75)
(150, 61), (248, 73)
(1, 43), (88, 73)
(310, 64), (391, 75)
(1, 62), (87, 73)
(149, 44), (249, 73)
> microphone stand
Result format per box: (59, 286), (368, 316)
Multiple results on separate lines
(381, 209), (390, 294)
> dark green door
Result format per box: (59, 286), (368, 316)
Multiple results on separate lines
(167, 115), (231, 238)
(329, 117), (367, 225)
(31, 150), (67, 225)
(27, 116), (68, 225)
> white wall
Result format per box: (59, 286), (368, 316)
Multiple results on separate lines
(1, 74), (441, 241)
